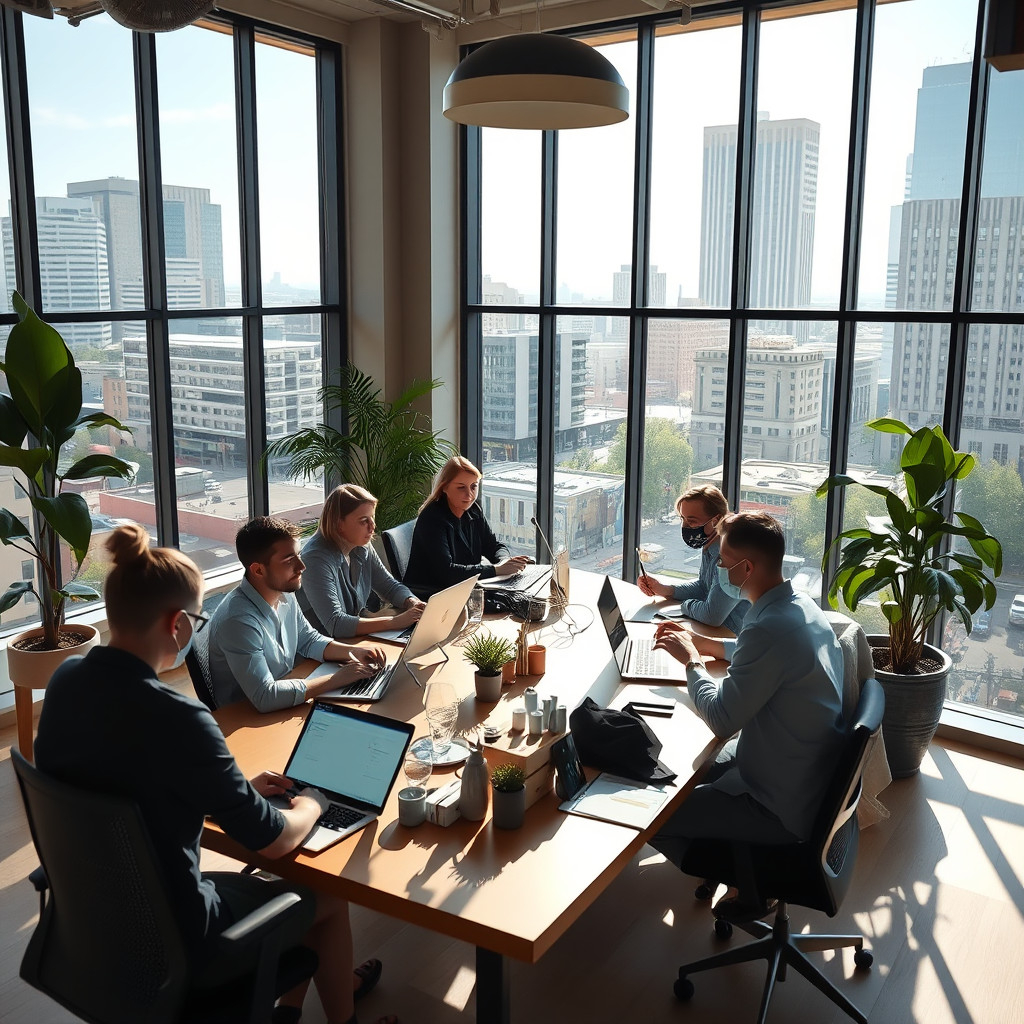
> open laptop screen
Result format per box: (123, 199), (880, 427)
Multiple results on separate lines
(597, 576), (628, 655)
(285, 703), (413, 810)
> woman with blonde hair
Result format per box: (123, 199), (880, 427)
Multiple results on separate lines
(404, 455), (530, 597)
(299, 484), (425, 638)
(638, 484), (749, 632)
(34, 525), (395, 1024)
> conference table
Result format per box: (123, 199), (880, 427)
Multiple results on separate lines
(202, 570), (725, 1023)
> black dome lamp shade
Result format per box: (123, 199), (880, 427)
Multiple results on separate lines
(443, 34), (629, 130)
(99, 0), (217, 32)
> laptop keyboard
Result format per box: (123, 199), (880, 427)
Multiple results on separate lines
(332, 662), (395, 698)
(320, 802), (365, 832)
(630, 640), (671, 677)
(495, 564), (551, 591)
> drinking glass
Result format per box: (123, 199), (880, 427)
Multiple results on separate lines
(403, 750), (432, 790)
(466, 585), (484, 624)
(424, 680), (459, 760)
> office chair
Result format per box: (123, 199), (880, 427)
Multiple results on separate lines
(672, 676), (885, 1024)
(185, 622), (217, 711)
(13, 749), (318, 1024)
(381, 518), (416, 581)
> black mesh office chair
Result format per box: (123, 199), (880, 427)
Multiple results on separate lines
(185, 623), (217, 711)
(381, 518), (416, 581)
(13, 749), (317, 1024)
(672, 676), (885, 1024)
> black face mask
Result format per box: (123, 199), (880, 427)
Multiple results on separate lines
(680, 519), (713, 549)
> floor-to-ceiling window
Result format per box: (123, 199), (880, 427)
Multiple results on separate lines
(0, 10), (344, 651)
(464, 0), (1024, 731)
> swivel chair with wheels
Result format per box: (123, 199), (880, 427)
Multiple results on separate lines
(673, 676), (885, 1024)
(13, 749), (318, 1024)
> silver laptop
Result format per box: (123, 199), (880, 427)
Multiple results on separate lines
(597, 576), (678, 681)
(319, 574), (480, 703)
(478, 562), (552, 593)
(279, 701), (414, 853)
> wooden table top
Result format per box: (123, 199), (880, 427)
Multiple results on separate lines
(202, 571), (722, 963)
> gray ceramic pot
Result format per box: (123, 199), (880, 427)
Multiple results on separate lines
(868, 637), (952, 778)
(491, 786), (525, 829)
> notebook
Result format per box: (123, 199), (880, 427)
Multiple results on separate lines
(321, 574), (480, 703)
(279, 701), (415, 853)
(597, 576), (678, 681)
(478, 562), (552, 593)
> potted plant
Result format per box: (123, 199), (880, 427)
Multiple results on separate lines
(262, 362), (454, 532)
(818, 418), (1002, 777)
(462, 631), (517, 702)
(490, 762), (526, 829)
(0, 294), (133, 743)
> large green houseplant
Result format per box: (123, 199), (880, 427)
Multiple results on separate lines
(0, 293), (133, 652)
(818, 417), (1002, 775)
(263, 362), (453, 532)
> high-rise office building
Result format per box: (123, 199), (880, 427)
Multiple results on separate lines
(1, 197), (111, 351)
(700, 115), (819, 341)
(610, 264), (667, 337)
(121, 334), (320, 468)
(690, 339), (825, 470)
(889, 64), (1024, 467)
(482, 330), (587, 461)
(67, 177), (225, 320)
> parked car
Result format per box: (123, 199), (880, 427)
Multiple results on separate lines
(972, 611), (991, 639)
(1007, 595), (1024, 628)
(204, 479), (222, 492)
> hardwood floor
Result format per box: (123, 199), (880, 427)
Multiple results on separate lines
(3, 719), (1024, 1024)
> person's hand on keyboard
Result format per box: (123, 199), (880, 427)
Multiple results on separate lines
(351, 645), (387, 671)
(249, 770), (295, 798)
(296, 786), (332, 817)
(392, 603), (424, 630)
(330, 659), (380, 688)
(495, 555), (532, 577)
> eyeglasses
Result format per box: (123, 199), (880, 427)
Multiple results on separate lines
(183, 610), (210, 633)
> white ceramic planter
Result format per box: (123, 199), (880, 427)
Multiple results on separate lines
(474, 671), (502, 702)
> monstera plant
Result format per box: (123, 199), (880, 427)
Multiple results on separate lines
(0, 293), (133, 652)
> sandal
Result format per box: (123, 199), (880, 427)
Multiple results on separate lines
(353, 957), (383, 1001)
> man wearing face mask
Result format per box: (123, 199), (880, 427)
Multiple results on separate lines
(637, 485), (749, 631)
(650, 511), (845, 922)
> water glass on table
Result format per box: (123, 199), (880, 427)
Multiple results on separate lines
(466, 585), (484, 624)
(424, 680), (458, 760)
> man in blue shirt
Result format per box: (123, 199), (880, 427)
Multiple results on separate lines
(210, 517), (386, 713)
(652, 511), (845, 921)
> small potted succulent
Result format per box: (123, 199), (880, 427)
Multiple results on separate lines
(462, 630), (517, 702)
(490, 762), (527, 829)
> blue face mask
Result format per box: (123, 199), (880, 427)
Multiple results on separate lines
(717, 561), (748, 600)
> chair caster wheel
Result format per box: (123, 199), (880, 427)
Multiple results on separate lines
(714, 918), (733, 940)
(854, 947), (873, 970)
(694, 883), (714, 901)
(674, 976), (694, 1001)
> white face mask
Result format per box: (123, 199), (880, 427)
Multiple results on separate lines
(171, 619), (194, 669)
(717, 560), (749, 600)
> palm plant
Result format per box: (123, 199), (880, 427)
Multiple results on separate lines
(262, 363), (454, 531)
(0, 293), (133, 649)
(818, 418), (1002, 674)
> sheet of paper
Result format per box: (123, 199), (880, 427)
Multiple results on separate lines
(560, 772), (674, 830)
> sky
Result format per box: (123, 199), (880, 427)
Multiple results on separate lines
(13, 14), (322, 292)
(3, 0), (983, 305)
(481, 0), (982, 309)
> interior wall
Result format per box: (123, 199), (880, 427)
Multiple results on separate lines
(345, 18), (460, 449)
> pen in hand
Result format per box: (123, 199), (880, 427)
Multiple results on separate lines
(636, 547), (650, 581)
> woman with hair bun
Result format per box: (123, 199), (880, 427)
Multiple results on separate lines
(34, 525), (396, 1024)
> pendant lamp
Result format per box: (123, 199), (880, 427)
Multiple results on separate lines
(443, 33), (629, 130)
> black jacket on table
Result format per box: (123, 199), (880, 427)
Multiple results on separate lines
(404, 498), (508, 596)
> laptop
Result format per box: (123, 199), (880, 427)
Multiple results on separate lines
(319, 574), (480, 703)
(597, 576), (678, 681)
(478, 562), (552, 593)
(279, 701), (415, 853)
